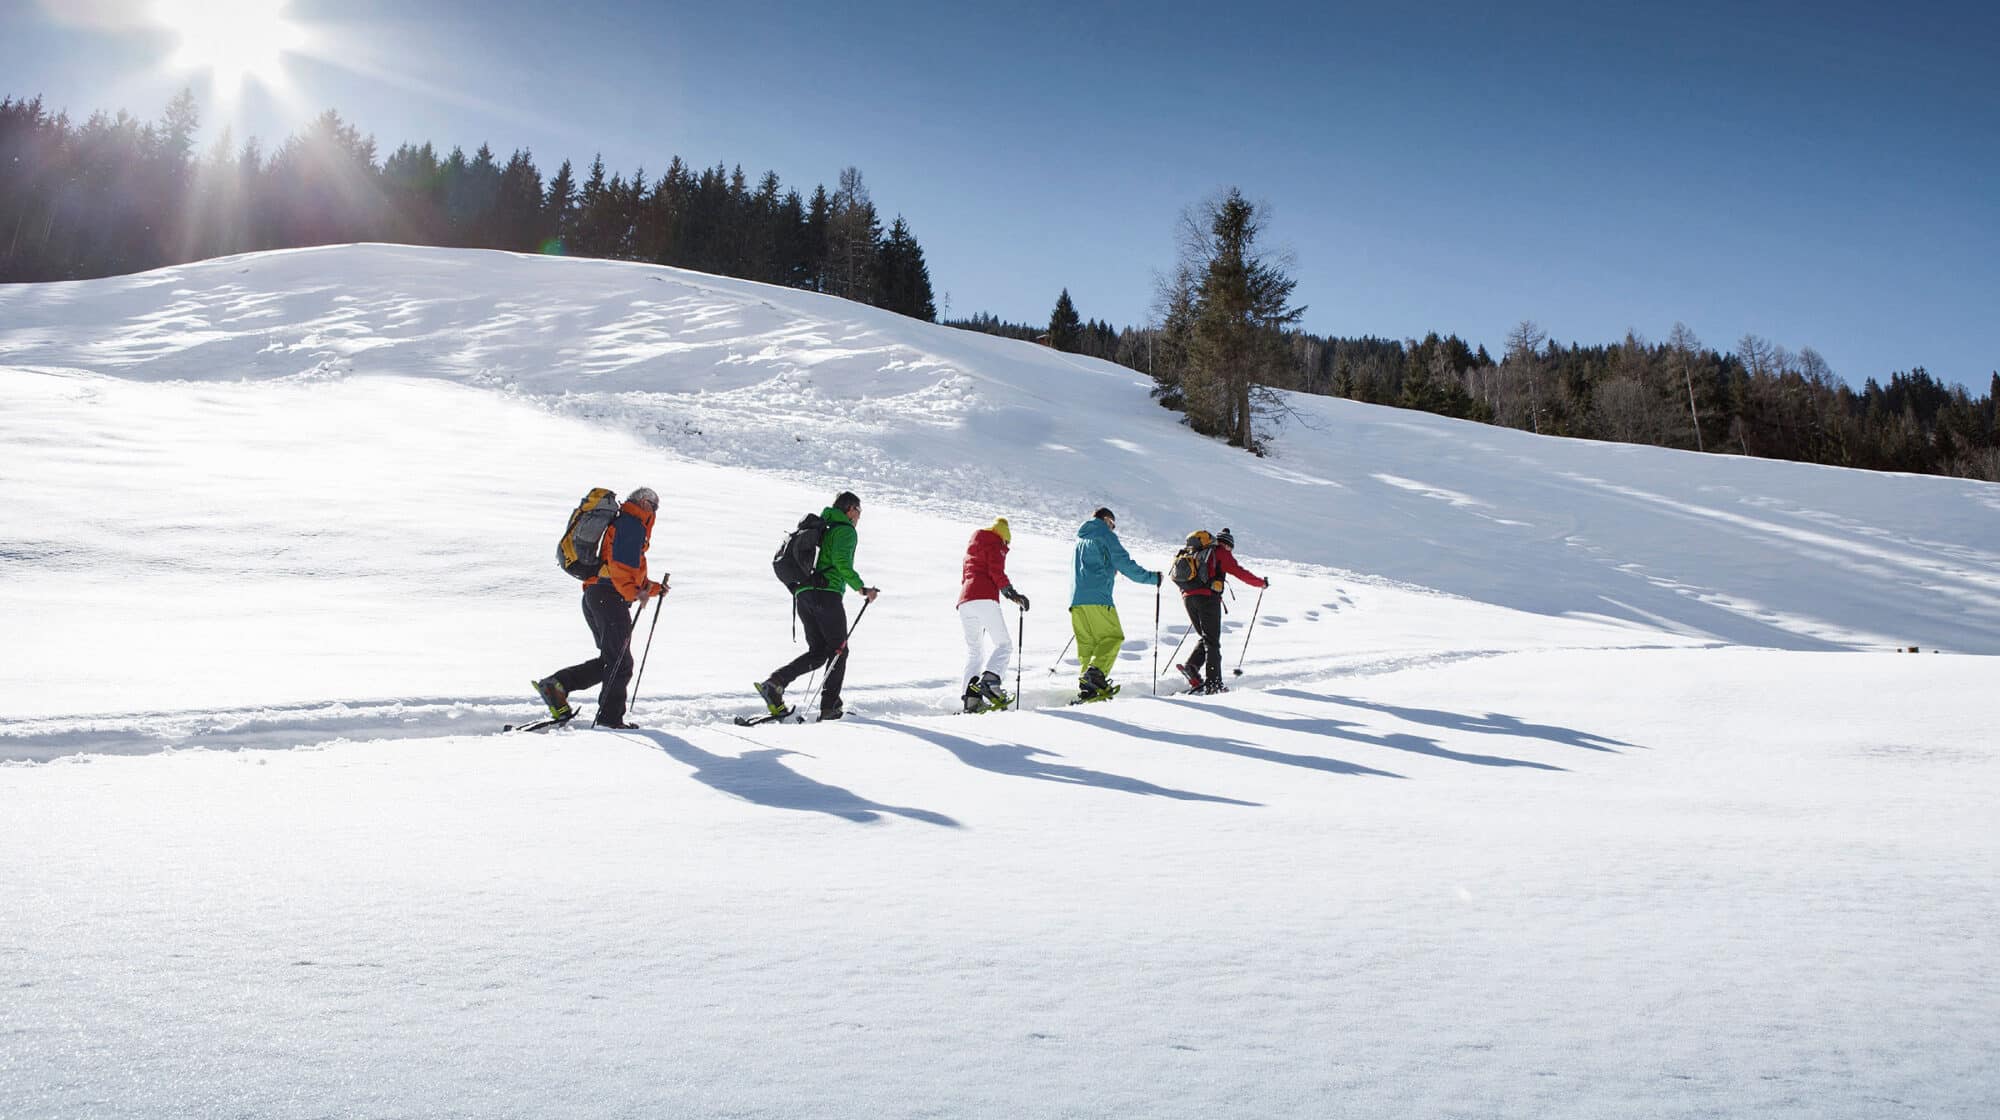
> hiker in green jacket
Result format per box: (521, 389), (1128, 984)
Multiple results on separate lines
(757, 491), (878, 720)
(1069, 507), (1161, 701)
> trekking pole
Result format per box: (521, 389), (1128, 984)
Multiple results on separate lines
(1015, 606), (1025, 710)
(806, 598), (874, 713)
(1047, 633), (1074, 674)
(1152, 583), (1161, 695)
(1158, 624), (1192, 679)
(1233, 585), (1266, 677)
(628, 594), (664, 712)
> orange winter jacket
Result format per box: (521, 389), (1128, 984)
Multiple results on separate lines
(586, 500), (660, 602)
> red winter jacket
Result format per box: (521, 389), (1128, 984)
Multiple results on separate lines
(1182, 545), (1266, 598)
(957, 528), (1013, 606)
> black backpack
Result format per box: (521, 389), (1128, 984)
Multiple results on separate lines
(772, 513), (830, 592)
(1169, 530), (1219, 592)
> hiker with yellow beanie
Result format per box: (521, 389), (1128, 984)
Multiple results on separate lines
(956, 517), (1029, 712)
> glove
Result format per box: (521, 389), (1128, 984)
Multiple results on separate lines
(1261, 576), (1272, 588)
(1152, 571), (1165, 585)
(644, 580), (666, 598)
(863, 586), (880, 603)
(1004, 587), (1031, 611)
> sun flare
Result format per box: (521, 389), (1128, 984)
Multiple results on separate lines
(154, 0), (305, 95)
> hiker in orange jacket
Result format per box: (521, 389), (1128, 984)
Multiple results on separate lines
(535, 488), (667, 728)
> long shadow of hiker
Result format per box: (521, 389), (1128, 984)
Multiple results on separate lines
(873, 721), (1261, 807)
(1269, 689), (1636, 753)
(1194, 705), (1566, 772)
(627, 729), (960, 828)
(1047, 708), (1404, 779)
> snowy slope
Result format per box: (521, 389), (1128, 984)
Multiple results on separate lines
(2, 246), (1996, 1119)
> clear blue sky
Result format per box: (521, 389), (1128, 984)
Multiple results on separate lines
(5, 0), (1995, 388)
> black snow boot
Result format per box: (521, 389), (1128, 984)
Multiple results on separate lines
(533, 677), (572, 721)
(974, 671), (1013, 710)
(1078, 666), (1111, 701)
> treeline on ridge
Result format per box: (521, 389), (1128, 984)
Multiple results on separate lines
(0, 91), (937, 319)
(956, 190), (1999, 481)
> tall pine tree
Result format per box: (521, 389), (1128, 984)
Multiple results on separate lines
(1048, 289), (1083, 352)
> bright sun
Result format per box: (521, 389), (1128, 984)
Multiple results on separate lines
(155, 0), (305, 95)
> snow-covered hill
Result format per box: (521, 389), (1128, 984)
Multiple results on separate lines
(2, 246), (1995, 1118)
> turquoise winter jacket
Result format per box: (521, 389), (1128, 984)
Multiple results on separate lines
(1070, 517), (1158, 608)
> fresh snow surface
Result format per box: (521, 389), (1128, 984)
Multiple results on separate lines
(2, 245), (1995, 1118)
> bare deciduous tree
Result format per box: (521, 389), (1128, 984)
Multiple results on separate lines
(1668, 321), (1705, 451)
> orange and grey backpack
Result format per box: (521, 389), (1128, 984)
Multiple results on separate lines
(557, 488), (621, 579)
(1170, 530), (1220, 592)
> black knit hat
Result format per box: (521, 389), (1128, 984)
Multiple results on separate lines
(1093, 507), (1116, 522)
(1216, 527), (1234, 549)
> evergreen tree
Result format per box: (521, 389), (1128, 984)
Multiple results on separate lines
(873, 215), (937, 320)
(543, 158), (575, 251)
(1048, 289), (1083, 352)
(802, 184), (831, 290)
(493, 148), (544, 252)
(572, 155), (608, 256)
(1182, 189), (1304, 449)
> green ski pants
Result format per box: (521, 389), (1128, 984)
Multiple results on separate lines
(1069, 604), (1125, 680)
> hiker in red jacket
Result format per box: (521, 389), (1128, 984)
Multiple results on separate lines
(958, 517), (1029, 712)
(1175, 527), (1267, 694)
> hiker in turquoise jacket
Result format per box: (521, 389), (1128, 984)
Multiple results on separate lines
(1069, 507), (1161, 701)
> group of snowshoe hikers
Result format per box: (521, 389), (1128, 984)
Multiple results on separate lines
(532, 492), (1265, 729)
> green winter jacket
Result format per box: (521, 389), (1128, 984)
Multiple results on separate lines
(803, 506), (866, 595)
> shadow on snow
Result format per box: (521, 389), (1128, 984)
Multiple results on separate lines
(871, 721), (1261, 807)
(1268, 689), (1638, 753)
(1045, 707), (1406, 780)
(1192, 704), (1567, 772)
(628, 728), (960, 828)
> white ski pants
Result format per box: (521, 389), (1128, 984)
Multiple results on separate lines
(958, 598), (1014, 685)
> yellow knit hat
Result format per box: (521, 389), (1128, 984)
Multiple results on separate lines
(989, 517), (1011, 543)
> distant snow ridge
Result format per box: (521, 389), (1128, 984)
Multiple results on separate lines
(3, 242), (1999, 686)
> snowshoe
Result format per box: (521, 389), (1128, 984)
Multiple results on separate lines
(505, 711), (574, 733)
(1195, 681), (1230, 695)
(734, 711), (797, 727)
(1073, 667), (1120, 704)
(819, 704), (845, 722)
(594, 716), (641, 730)
(1175, 663), (1204, 692)
(1069, 683), (1121, 705)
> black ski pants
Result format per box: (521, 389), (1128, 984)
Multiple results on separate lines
(1182, 593), (1224, 685)
(770, 589), (849, 709)
(551, 581), (637, 722)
